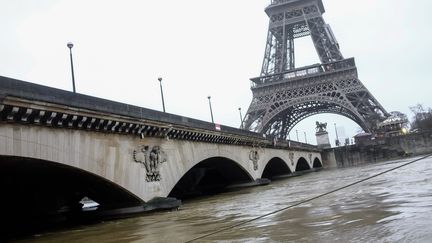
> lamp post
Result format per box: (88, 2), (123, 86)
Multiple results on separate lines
(158, 77), (166, 113)
(296, 130), (299, 142)
(334, 123), (340, 146)
(207, 96), (214, 123)
(304, 131), (308, 144)
(67, 42), (76, 93)
(238, 107), (243, 129)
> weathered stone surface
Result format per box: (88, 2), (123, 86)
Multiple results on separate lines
(316, 131), (331, 149)
(322, 131), (432, 167)
(0, 124), (321, 201)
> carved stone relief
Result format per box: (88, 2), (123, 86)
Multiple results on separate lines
(289, 152), (294, 166)
(249, 150), (260, 171)
(133, 145), (167, 182)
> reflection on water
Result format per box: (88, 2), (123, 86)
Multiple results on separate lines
(23, 156), (432, 242)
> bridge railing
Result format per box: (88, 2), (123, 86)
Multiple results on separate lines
(265, 134), (320, 151)
(250, 57), (356, 88)
(0, 75), (320, 152)
(0, 76), (257, 138)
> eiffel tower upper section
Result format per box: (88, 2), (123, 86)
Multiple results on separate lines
(243, 0), (388, 140)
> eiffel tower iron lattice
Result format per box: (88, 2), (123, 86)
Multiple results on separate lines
(243, 0), (389, 140)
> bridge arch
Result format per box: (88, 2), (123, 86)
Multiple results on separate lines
(0, 155), (143, 233)
(313, 157), (323, 168)
(168, 156), (253, 199)
(295, 157), (311, 172)
(261, 157), (292, 179)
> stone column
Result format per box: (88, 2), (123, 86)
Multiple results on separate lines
(316, 130), (331, 149)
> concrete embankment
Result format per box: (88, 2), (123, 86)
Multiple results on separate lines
(322, 131), (432, 167)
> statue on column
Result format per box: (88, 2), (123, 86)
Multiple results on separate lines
(316, 121), (327, 133)
(315, 121), (331, 149)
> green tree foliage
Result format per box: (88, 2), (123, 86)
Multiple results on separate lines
(410, 104), (432, 131)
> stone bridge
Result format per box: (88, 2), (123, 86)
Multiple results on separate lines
(0, 76), (322, 220)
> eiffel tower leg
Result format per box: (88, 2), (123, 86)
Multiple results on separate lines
(306, 16), (344, 63)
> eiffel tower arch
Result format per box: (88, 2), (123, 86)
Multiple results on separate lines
(243, 0), (388, 140)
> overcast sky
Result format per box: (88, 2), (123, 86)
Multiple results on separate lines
(1, 0), (431, 145)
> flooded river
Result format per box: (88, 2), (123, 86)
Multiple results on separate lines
(23, 156), (432, 242)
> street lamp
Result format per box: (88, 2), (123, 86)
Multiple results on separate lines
(67, 42), (76, 93)
(334, 123), (340, 146)
(158, 77), (166, 113)
(207, 96), (214, 123)
(304, 131), (308, 144)
(296, 130), (299, 142)
(238, 107), (243, 129)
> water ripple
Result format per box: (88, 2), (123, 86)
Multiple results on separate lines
(24, 156), (432, 243)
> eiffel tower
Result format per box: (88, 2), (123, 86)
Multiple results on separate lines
(243, 0), (388, 140)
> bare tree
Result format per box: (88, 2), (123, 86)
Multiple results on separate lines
(410, 104), (432, 131)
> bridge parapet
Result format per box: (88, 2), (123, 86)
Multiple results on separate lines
(0, 76), (319, 152)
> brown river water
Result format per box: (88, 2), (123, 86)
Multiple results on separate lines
(22, 156), (432, 242)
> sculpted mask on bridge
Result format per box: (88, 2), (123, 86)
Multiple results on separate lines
(289, 152), (295, 166)
(133, 145), (167, 182)
(249, 150), (260, 171)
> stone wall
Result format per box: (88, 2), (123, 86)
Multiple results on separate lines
(322, 131), (432, 167)
(0, 123), (322, 202)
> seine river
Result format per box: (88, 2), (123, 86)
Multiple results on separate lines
(22, 156), (432, 242)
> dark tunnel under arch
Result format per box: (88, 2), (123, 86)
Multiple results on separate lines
(313, 157), (323, 168)
(296, 157), (311, 172)
(262, 157), (292, 179)
(0, 156), (143, 236)
(168, 157), (253, 200)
